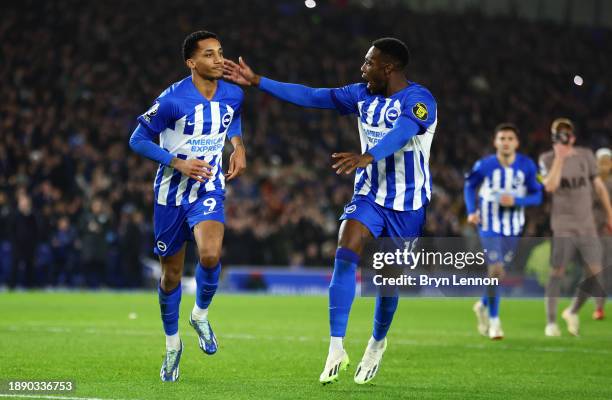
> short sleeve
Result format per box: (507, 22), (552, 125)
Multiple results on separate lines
(330, 83), (363, 115)
(538, 153), (552, 177)
(402, 91), (437, 130)
(137, 97), (175, 134)
(586, 150), (598, 180)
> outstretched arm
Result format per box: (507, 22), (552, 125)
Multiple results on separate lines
(224, 57), (336, 109)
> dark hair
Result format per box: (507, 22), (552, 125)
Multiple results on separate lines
(494, 122), (520, 138)
(372, 37), (410, 69)
(183, 30), (218, 61)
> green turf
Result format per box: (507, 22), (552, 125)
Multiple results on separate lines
(0, 292), (611, 400)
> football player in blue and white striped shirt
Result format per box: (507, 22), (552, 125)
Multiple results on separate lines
(464, 123), (542, 339)
(224, 37), (436, 384)
(129, 31), (246, 382)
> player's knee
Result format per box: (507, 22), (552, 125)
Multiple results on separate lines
(550, 266), (565, 278)
(199, 252), (220, 269)
(337, 235), (364, 256)
(488, 264), (505, 279)
(161, 268), (182, 287)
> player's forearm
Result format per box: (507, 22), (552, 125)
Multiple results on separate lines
(514, 190), (543, 207)
(463, 185), (478, 214)
(366, 116), (419, 162)
(258, 77), (336, 109)
(594, 178), (612, 218)
(129, 124), (174, 166)
(542, 156), (564, 192)
(230, 136), (245, 152)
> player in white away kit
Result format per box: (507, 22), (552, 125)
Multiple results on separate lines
(224, 38), (437, 384)
(129, 31), (246, 381)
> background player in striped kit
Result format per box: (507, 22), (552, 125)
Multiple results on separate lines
(591, 147), (612, 320)
(464, 123), (543, 339)
(224, 37), (436, 385)
(129, 31), (246, 381)
(539, 118), (612, 337)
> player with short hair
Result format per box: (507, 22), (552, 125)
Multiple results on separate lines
(592, 147), (612, 320)
(129, 30), (246, 381)
(539, 118), (612, 336)
(224, 37), (437, 384)
(464, 123), (543, 339)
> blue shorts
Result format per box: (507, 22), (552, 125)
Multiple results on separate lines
(153, 192), (225, 257)
(479, 234), (520, 267)
(339, 195), (426, 239)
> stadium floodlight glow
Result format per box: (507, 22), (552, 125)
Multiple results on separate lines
(573, 75), (583, 86)
(305, 0), (316, 8)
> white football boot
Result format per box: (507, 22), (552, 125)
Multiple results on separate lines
(354, 337), (387, 384)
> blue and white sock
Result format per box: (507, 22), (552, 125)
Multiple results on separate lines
(329, 248), (359, 342)
(373, 295), (399, 341)
(192, 262), (221, 320)
(158, 283), (182, 349)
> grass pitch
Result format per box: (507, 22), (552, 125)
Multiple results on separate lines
(0, 292), (611, 400)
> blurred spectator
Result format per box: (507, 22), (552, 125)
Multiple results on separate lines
(119, 207), (145, 287)
(9, 195), (40, 288)
(50, 216), (77, 286)
(77, 198), (111, 287)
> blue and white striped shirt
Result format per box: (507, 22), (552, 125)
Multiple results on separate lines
(331, 82), (437, 211)
(464, 154), (542, 236)
(137, 77), (243, 206)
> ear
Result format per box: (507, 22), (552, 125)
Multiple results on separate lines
(384, 63), (394, 76)
(186, 59), (195, 69)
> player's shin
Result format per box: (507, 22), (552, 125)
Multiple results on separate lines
(158, 283), (182, 350)
(329, 248), (359, 343)
(486, 285), (500, 319)
(372, 295), (399, 342)
(193, 262), (221, 319)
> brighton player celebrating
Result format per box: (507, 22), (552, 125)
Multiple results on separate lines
(464, 123), (542, 339)
(224, 38), (436, 384)
(129, 31), (246, 381)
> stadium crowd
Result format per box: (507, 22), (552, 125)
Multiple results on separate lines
(1, 0), (611, 287)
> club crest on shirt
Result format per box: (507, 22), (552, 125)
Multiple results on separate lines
(143, 101), (160, 123)
(384, 106), (401, 124)
(412, 102), (428, 121)
(156, 241), (167, 252)
(221, 112), (232, 128)
(345, 204), (357, 214)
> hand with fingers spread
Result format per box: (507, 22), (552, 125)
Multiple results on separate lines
(331, 152), (374, 175)
(223, 57), (260, 86)
(172, 158), (213, 183)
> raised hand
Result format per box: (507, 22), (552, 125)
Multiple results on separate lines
(223, 57), (260, 86)
(172, 158), (213, 183)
